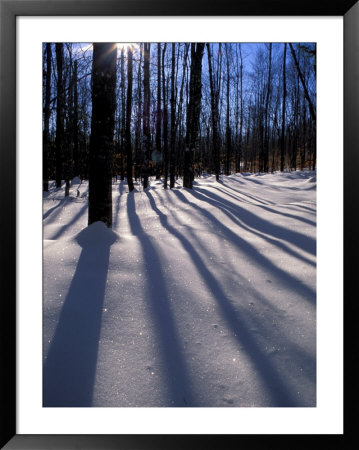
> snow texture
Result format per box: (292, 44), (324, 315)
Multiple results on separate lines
(43, 172), (316, 407)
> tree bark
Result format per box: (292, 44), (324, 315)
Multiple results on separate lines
(263, 43), (272, 173)
(207, 43), (220, 182)
(120, 48), (126, 181)
(225, 44), (231, 176)
(135, 44), (143, 179)
(184, 43), (204, 189)
(55, 43), (65, 189)
(280, 43), (287, 172)
(162, 44), (169, 189)
(126, 46), (134, 192)
(169, 43), (176, 189)
(43, 43), (51, 192)
(156, 43), (162, 179)
(142, 43), (151, 189)
(88, 43), (117, 228)
(73, 60), (80, 177)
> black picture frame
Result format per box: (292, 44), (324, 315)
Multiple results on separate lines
(1, 0), (357, 448)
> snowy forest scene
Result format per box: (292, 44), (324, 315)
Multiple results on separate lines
(42, 42), (316, 408)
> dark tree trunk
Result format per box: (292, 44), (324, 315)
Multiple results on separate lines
(156, 43), (162, 179)
(280, 43), (287, 172)
(162, 44), (169, 189)
(184, 43), (204, 189)
(43, 43), (51, 192)
(300, 99), (307, 171)
(169, 43), (176, 189)
(142, 43), (151, 189)
(73, 60), (80, 177)
(207, 43), (220, 182)
(88, 43), (117, 228)
(234, 44), (243, 173)
(225, 44), (231, 176)
(263, 43), (272, 173)
(55, 43), (65, 189)
(64, 44), (73, 197)
(291, 72), (300, 171)
(126, 46), (134, 192)
(238, 45), (243, 173)
(135, 44), (143, 176)
(176, 44), (190, 178)
(120, 48), (126, 181)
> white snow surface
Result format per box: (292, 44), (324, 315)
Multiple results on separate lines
(43, 172), (316, 407)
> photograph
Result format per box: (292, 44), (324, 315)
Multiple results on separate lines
(42, 41), (317, 408)
(2, 0), (354, 444)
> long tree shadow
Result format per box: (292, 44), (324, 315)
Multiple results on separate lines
(218, 180), (271, 205)
(194, 187), (316, 257)
(216, 184), (316, 227)
(49, 201), (88, 240)
(287, 203), (316, 214)
(43, 197), (69, 221)
(154, 190), (316, 374)
(146, 190), (305, 406)
(191, 189), (316, 268)
(113, 181), (126, 230)
(126, 192), (196, 407)
(257, 204), (316, 227)
(173, 189), (316, 306)
(234, 176), (265, 186)
(43, 222), (117, 407)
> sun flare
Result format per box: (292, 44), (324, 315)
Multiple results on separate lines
(116, 43), (135, 50)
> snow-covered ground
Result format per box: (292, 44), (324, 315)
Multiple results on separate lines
(43, 171), (316, 408)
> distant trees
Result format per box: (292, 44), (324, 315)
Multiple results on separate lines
(43, 41), (317, 198)
(88, 43), (117, 228)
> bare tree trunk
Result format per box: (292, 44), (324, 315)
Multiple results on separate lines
(73, 60), (80, 177)
(239, 45), (244, 173)
(135, 44), (143, 180)
(263, 43), (272, 173)
(43, 43), (51, 192)
(183, 43), (204, 189)
(55, 43), (64, 189)
(207, 43), (220, 181)
(64, 44), (73, 197)
(169, 43), (176, 189)
(162, 44), (169, 188)
(126, 46), (134, 192)
(225, 44), (231, 176)
(292, 71), (300, 171)
(176, 44), (189, 178)
(300, 96), (306, 170)
(155, 43), (162, 179)
(120, 48), (126, 181)
(142, 43), (151, 189)
(88, 43), (117, 228)
(280, 43), (287, 172)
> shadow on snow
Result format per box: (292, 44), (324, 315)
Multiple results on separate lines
(126, 192), (196, 407)
(43, 223), (117, 407)
(146, 189), (305, 407)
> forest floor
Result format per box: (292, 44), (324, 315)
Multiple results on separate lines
(43, 171), (316, 407)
